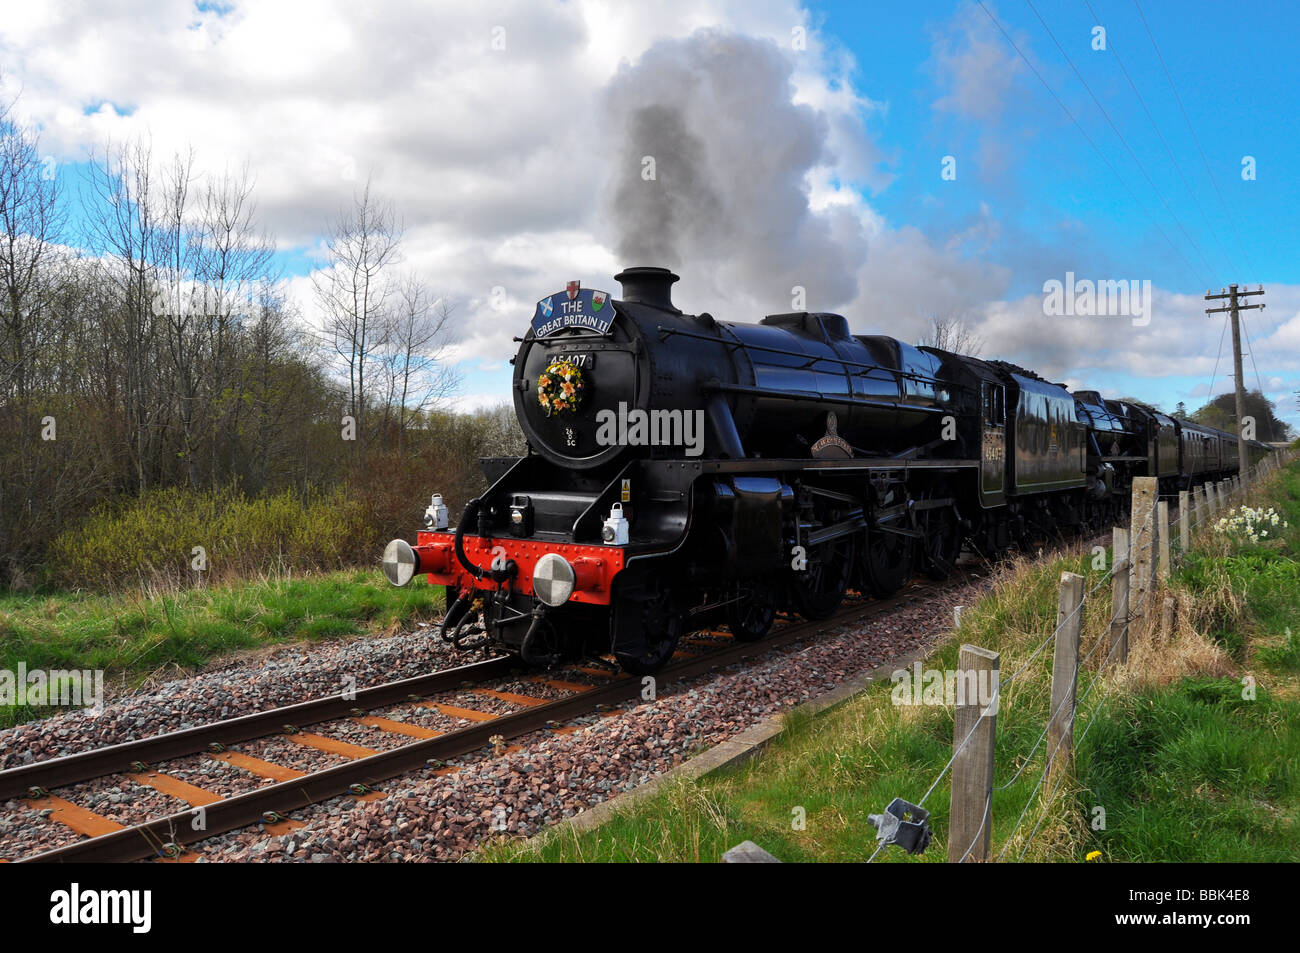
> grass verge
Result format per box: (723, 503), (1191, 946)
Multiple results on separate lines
(0, 569), (443, 729)
(481, 463), (1300, 863)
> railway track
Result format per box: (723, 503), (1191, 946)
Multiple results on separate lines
(0, 577), (952, 864)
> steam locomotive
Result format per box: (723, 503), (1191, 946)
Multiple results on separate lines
(382, 267), (1268, 673)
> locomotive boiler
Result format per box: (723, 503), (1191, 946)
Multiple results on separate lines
(513, 267), (955, 468)
(382, 267), (1259, 674)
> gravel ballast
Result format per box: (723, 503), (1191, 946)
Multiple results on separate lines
(1, 575), (986, 862)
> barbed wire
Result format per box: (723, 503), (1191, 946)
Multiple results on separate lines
(996, 473), (1276, 861)
(867, 465), (1296, 862)
(1003, 619), (1133, 862)
(919, 500), (1147, 843)
(991, 498), (1160, 860)
(996, 712), (1073, 861)
(1010, 629), (1135, 863)
(917, 684), (999, 809)
(915, 551), (1118, 811)
(993, 607), (1117, 795)
(989, 594), (1136, 858)
(912, 558), (1121, 857)
(955, 789), (994, 863)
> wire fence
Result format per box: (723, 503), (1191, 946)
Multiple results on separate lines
(868, 450), (1293, 863)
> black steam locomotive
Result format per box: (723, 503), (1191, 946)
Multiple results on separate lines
(382, 267), (1267, 673)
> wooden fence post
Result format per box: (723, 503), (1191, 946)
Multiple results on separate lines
(1157, 501), (1171, 581)
(949, 644), (1000, 863)
(1178, 490), (1190, 552)
(1047, 572), (1085, 787)
(1130, 477), (1158, 627)
(1195, 484), (1208, 528)
(1109, 528), (1129, 664)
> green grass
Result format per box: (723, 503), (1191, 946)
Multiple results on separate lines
(481, 461), (1300, 863)
(0, 570), (443, 729)
(1077, 678), (1300, 861)
(1068, 464), (1300, 862)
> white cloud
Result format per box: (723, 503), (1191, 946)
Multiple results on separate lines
(930, 1), (1026, 122)
(2, 0), (1296, 429)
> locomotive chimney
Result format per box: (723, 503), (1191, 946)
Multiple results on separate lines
(615, 266), (680, 312)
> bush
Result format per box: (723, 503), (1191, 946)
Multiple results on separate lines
(47, 485), (378, 591)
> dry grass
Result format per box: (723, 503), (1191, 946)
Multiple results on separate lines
(1118, 587), (1237, 692)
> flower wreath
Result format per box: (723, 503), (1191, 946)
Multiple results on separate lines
(537, 360), (586, 416)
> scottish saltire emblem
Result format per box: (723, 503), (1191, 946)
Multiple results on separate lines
(532, 282), (616, 337)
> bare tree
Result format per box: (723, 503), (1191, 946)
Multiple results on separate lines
(195, 162), (275, 483)
(244, 286), (298, 488)
(313, 178), (402, 452)
(379, 277), (460, 450)
(85, 136), (167, 491)
(0, 95), (64, 398)
(154, 147), (202, 484)
(917, 315), (984, 357)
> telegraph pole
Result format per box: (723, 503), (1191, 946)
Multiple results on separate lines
(1205, 284), (1266, 498)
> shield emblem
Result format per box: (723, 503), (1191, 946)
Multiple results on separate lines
(566, 280), (580, 301)
(539, 296), (553, 318)
(592, 290), (607, 313)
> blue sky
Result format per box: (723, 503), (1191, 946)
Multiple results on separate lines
(810, 0), (1297, 294)
(3, 1), (1297, 434)
(791, 0), (1300, 430)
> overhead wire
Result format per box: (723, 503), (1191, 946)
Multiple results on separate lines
(1132, 0), (1260, 281)
(1080, 0), (1237, 280)
(1025, 0), (1219, 287)
(975, 1), (1211, 290)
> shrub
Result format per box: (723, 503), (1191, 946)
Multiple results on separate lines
(47, 485), (378, 591)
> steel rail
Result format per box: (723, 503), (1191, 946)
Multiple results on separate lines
(0, 655), (517, 800)
(18, 584), (936, 863)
